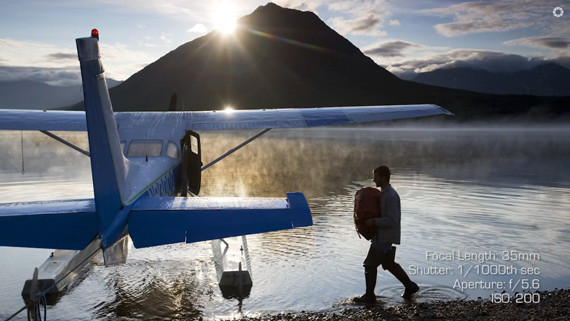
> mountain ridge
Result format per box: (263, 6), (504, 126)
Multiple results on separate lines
(412, 63), (570, 96)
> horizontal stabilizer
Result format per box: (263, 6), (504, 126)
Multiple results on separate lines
(128, 193), (312, 248)
(0, 199), (97, 250)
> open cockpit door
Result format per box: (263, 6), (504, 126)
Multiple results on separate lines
(180, 130), (201, 196)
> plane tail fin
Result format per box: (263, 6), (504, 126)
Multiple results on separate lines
(76, 36), (129, 242)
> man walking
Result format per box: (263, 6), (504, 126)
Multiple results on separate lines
(354, 165), (419, 303)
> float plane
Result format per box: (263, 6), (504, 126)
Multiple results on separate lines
(0, 32), (452, 301)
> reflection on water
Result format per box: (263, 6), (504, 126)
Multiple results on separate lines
(1, 127), (570, 320)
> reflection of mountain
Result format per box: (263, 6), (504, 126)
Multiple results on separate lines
(67, 3), (570, 120)
(412, 63), (570, 96)
(0, 79), (121, 110)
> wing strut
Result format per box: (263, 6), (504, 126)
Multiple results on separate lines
(39, 130), (90, 157)
(201, 128), (271, 171)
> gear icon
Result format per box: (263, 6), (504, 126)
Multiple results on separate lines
(553, 7), (564, 18)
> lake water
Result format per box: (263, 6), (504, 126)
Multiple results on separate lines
(1, 126), (570, 320)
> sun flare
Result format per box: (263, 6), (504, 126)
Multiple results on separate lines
(212, 2), (237, 35)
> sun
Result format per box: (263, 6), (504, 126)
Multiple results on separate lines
(212, 2), (237, 35)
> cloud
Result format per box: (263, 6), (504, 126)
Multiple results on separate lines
(329, 15), (386, 36)
(273, 0), (323, 12)
(364, 41), (421, 57)
(504, 36), (570, 63)
(0, 66), (81, 86)
(0, 38), (155, 84)
(388, 19), (400, 26)
(362, 40), (449, 69)
(188, 23), (208, 34)
(505, 36), (570, 50)
(425, 0), (566, 37)
(46, 53), (77, 60)
(160, 33), (173, 44)
(351, 15), (381, 32)
(326, 0), (391, 36)
(0, 38), (77, 69)
(383, 49), (558, 78)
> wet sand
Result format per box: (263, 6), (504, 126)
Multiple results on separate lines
(236, 289), (570, 321)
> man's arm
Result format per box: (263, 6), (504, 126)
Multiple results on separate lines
(365, 214), (396, 227)
(365, 192), (399, 227)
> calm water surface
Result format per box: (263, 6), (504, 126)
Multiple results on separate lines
(1, 126), (569, 320)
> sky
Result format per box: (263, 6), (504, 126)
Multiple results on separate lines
(0, 0), (569, 86)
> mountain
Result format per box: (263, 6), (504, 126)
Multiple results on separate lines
(0, 79), (121, 110)
(70, 3), (570, 121)
(105, 2), (404, 111)
(412, 63), (570, 96)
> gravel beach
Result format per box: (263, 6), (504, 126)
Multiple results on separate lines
(235, 289), (570, 321)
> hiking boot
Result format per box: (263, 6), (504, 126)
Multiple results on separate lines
(402, 282), (419, 299)
(353, 293), (377, 303)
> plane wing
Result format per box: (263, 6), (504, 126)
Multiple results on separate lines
(0, 199), (97, 249)
(117, 104), (452, 131)
(0, 104), (452, 132)
(128, 193), (311, 248)
(0, 109), (87, 131)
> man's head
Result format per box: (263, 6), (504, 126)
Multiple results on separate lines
(373, 165), (391, 188)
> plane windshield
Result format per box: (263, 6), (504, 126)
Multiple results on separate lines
(127, 140), (163, 157)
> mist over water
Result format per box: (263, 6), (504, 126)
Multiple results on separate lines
(1, 126), (570, 320)
(199, 126), (570, 198)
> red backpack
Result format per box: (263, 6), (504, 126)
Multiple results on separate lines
(353, 187), (382, 240)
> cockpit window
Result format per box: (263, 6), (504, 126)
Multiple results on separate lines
(166, 141), (179, 159)
(127, 139), (163, 157)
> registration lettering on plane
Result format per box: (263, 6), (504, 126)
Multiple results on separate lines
(147, 171), (176, 197)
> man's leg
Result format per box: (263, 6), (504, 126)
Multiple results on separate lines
(354, 245), (381, 303)
(364, 265), (377, 296)
(381, 247), (419, 299)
